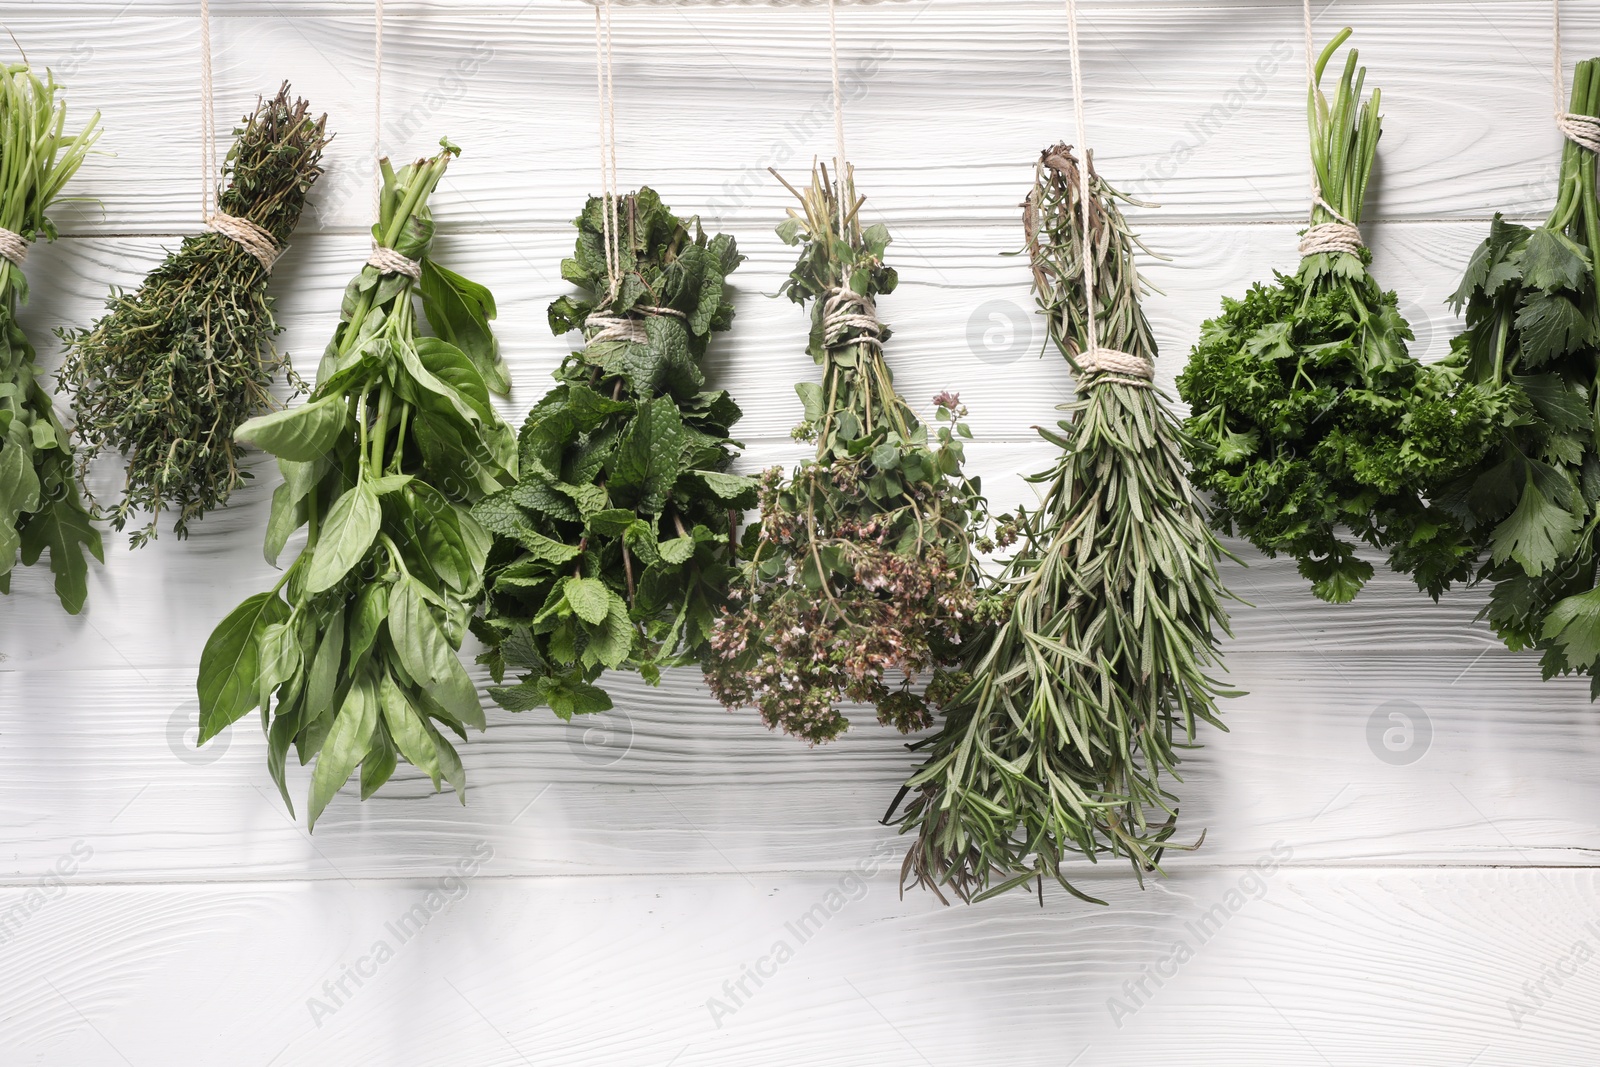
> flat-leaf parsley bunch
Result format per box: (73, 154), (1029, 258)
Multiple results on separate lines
(1439, 57), (1600, 692)
(1177, 30), (1503, 604)
(705, 164), (991, 744)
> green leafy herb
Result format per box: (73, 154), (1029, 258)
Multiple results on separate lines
(195, 140), (515, 828)
(61, 85), (329, 547)
(1439, 58), (1600, 693)
(472, 188), (748, 717)
(0, 64), (103, 614)
(704, 164), (992, 744)
(1176, 30), (1502, 603)
(891, 145), (1237, 904)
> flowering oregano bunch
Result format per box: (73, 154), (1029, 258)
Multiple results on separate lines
(472, 188), (754, 719)
(704, 164), (991, 744)
(893, 145), (1236, 904)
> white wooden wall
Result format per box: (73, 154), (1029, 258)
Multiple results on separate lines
(3, 1), (1599, 1063)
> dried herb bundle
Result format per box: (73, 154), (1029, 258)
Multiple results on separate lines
(1440, 58), (1600, 691)
(196, 141), (516, 828)
(892, 145), (1236, 904)
(61, 85), (329, 547)
(472, 189), (751, 719)
(0, 65), (102, 614)
(705, 164), (990, 744)
(1177, 31), (1502, 604)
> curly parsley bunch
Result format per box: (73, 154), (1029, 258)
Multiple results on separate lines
(1177, 30), (1503, 603)
(704, 164), (991, 745)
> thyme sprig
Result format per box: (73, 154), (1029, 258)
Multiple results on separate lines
(61, 85), (329, 547)
(892, 146), (1236, 904)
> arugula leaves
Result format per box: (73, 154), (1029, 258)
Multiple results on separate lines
(703, 164), (991, 744)
(195, 141), (515, 828)
(473, 189), (751, 717)
(1177, 32), (1503, 604)
(0, 66), (103, 614)
(1439, 57), (1600, 694)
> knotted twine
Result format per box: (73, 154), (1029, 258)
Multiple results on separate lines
(1554, 1), (1600, 152)
(1296, 0), (1364, 260)
(819, 0), (886, 359)
(363, 0), (423, 281)
(1063, 0), (1152, 385)
(199, 0), (282, 271)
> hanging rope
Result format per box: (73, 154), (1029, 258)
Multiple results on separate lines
(1062, 0), (1151, 383)
(594, 0), (622, 303)
(198, 0), (280, 271)
(364, 0), (422, 279)
(828, 0), (848, 235)
(1297, 0), (1363, 258)
(1554, 1), (1600, 152)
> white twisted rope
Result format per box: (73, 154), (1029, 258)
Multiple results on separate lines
(1298, 221), (1365, 257)
(367, 241), (422, 280)
(0, 227), (30, 268)
(208, 211), (280, 271)
(821, 286), (883, 350)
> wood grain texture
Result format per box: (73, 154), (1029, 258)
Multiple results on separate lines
(3, 869), (1598, 1065)
(5, 2), (1600, 1063)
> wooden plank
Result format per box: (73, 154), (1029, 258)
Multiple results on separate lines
(0, 652), (1594, 882)
(2, 868), (1595, 1064)
(0, 3), (1595, 234)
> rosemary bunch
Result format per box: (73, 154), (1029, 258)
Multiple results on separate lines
(0, 64), (102, 614)
(1439, 58), (1600, 692)
(892, 145), (1236, 904)
(61, 85), (329, 547)
(196, 141), (516, 827)
(472, 189), (751, 719)
(1178, 31), (1503, 604)
(705, 164), (991, 744)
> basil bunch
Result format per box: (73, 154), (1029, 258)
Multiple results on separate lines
(472, 188), (752, 718)
(0, 66), (102, 614)
(196, 141), (515, 828)
(705, 166), (991, 744)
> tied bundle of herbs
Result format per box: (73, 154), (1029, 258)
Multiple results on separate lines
(60, 85), (330, 547)
(1177, 30), (1502, 604)
(196, 140), (516, 828)
(1439, 58), (1600, 692)
(472, 189), (751, 719)
(704, 164), (990, 744)
(0, 65), (102, 614)
(891, 145), (1235, 904)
